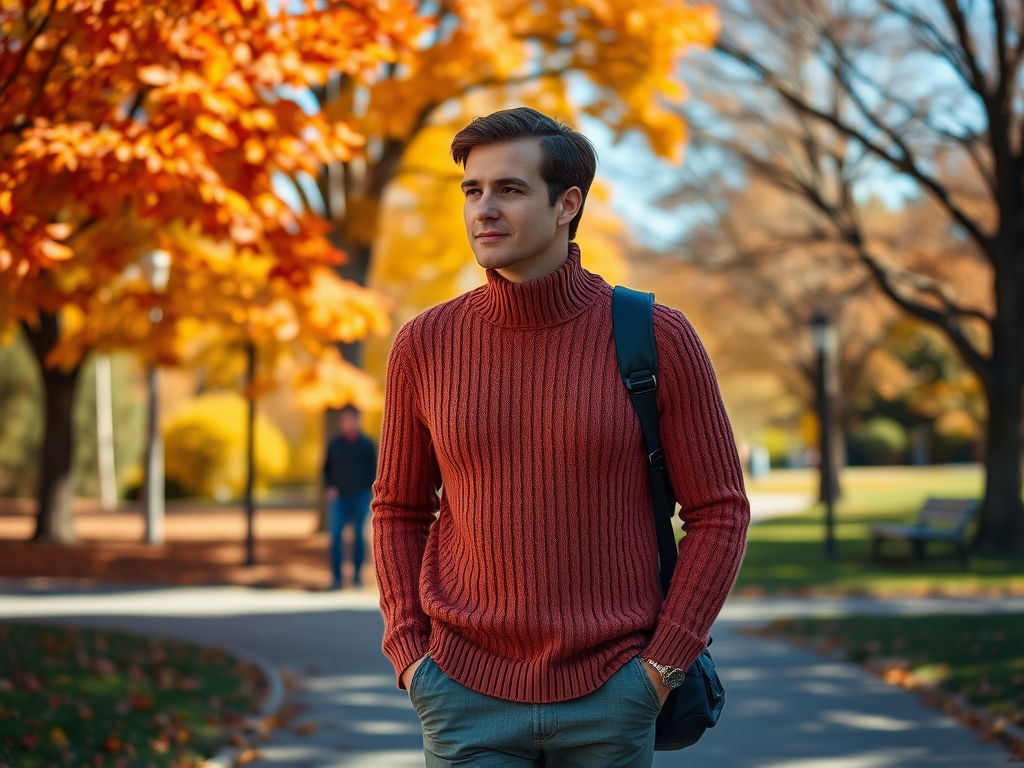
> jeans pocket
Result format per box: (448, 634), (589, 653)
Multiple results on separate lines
(407, 655), (432, 704)
(632, 657), (665, 711)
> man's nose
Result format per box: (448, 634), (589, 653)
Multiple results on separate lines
(475, 192), (500, 219)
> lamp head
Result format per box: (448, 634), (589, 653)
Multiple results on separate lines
(809, 310), (834, 353)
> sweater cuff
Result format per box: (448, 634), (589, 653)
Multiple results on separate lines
(385, 631), (430, 690)
(641, 622), (708, 672)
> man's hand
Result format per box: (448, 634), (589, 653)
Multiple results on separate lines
(401, 655), (427, 690)
(325, 487), (339, 501)
(643, 660), (671, 706)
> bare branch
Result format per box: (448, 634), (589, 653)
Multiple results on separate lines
(125, 87), (150, 121)
(992, 0), (1010, 87)
(880, 1), (984, 91)
(852, 240), (992, 385)
(715, 36), (994, 254)
(939, 0), (988, 91)
(0, 1), (56, 100)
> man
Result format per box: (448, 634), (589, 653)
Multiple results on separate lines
(372, 107), (749, 766)
(323, 404), (377, 589)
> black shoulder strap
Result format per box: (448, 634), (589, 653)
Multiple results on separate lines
(612, 286), (679, 597)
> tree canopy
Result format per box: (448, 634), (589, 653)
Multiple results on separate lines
(0, 0), (421, 541)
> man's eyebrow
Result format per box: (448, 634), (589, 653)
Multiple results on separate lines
(460, 177), (532, 189)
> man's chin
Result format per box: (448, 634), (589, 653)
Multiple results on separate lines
(472, 249), (515, 272)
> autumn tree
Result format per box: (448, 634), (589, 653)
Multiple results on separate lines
(284, 0), (718, 371)
(694, 0), (1018, 551)
(669, 179), (905, 496)
(0, 0), (418, 542)
(664, 25), (931, 498)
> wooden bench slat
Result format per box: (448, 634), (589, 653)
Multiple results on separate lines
(869, 497), (977, 565)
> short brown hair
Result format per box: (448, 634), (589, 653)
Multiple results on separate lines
(451, 107), (598, 240)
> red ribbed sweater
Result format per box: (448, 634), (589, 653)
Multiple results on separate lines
(372, 244), (749, 704)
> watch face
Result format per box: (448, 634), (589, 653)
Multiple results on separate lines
(664, 668), (687, 688)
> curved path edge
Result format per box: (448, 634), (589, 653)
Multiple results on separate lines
(203, 644), (285, 768)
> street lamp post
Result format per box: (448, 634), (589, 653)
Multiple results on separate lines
(140, 249), (171, 546)
(810, 310), (838, 561)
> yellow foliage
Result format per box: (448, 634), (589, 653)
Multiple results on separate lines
(291, 346), (384, 413)
(361, 0), (717, 163)
(934, 411), (980, 440)
(162, 392), (289, 498)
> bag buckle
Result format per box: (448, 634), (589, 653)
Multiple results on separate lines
(625, 373), (657, 394)
(648, 448), (665, 470)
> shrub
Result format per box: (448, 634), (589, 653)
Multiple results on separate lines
(848, 416), (909, 465)
(162, 392), (289, 499)
(753, 426), (798, 468)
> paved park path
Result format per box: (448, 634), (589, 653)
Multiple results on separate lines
(1, 586), (1020, 768)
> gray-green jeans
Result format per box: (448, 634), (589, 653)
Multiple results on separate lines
(408, 655), (660, 767)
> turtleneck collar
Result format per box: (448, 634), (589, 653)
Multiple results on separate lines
(468, 243), (606, 328)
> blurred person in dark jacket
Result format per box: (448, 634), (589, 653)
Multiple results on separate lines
(323, 405), (378, 589)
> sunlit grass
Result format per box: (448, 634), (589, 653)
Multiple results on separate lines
(735, 465), (1024, 596)
(745, 464), (984, 498)
(0, 624), (261, 768)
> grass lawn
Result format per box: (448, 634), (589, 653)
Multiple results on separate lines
(750, 613), (1024, 730)
(0, 623), (262, 768)
(734, 465), (1024, 596)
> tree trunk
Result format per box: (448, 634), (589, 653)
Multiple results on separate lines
(318, 238), (375, 532)
(333, 238), (374, 369)
(972, 240), (1024, 553)
(95, 354), (118, 510)
(22, 313), (81, 544)
(245, 342), (257, 567)
(973, 374), (1024, 552)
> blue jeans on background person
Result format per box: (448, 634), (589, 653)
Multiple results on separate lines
(408, 655), (661, 767)
(329, 489), (372, 588)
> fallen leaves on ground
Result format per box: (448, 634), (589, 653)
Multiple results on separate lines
(0, 623), (262, 768)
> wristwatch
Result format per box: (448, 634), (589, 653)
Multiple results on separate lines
(642, 658), (687, 689)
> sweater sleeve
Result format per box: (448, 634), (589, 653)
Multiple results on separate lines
(640, 306), (750, 671)
(371, 324), (441, 688)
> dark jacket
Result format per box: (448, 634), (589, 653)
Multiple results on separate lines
(323, 433), (378, 494)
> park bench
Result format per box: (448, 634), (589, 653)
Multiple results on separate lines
(869, 497), (978, 567)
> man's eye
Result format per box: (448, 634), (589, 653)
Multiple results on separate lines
(464, 189), (480, 197)
(503, 187), (521, 193)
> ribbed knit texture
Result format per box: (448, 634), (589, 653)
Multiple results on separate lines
(372, 243), (750, 704)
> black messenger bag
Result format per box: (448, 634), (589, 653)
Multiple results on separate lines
(611, 286), (726, 751)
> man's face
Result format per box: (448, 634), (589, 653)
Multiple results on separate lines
(340, 410), (360, 436)
(461, 138), (577, 283)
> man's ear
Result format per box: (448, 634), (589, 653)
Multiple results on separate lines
(557, 187), (583, 227)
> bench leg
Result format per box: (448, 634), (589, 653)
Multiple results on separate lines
(871, 536), (882, 562)
(957, 543), (969, 569)
(912, 539), (926, 561)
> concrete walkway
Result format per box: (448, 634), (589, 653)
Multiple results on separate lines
(1, 587), (1019, 767)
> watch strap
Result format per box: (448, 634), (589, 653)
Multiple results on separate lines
(642, 657), (687, 689)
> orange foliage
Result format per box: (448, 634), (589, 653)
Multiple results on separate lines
(0, 0), (420, 395)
